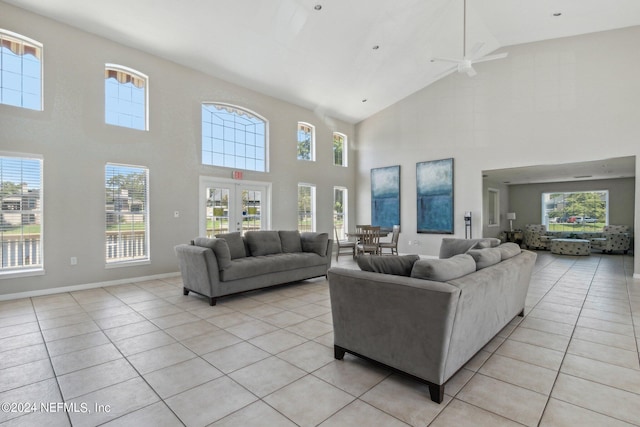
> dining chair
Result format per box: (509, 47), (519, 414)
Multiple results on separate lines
(334, 226), (356, 261)
(378, 224), (400, 255)
(357, 225), (380, 256)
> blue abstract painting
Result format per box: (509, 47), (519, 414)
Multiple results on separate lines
(371, 166), (400, 231)
(417, 158), (454, 234)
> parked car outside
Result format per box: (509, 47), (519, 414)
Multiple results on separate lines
(584, 217), (598, 223)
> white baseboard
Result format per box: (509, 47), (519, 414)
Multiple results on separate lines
(0, 271), (181, 302)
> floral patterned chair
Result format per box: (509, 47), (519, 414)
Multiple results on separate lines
(590, 225), (631, 254)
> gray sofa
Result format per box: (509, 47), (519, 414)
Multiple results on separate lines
(175, 230), (332, 305)
(328, 238), (537, 403)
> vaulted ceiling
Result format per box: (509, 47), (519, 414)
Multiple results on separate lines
(3, 0), (640, 124)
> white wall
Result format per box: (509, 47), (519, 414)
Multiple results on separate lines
(355, 26), (640, 275)
(0, 4), (355, 296)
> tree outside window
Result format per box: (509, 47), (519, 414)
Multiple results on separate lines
(297, 123), (314, 161)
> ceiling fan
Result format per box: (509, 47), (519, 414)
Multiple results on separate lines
(431, 0), (507, 77)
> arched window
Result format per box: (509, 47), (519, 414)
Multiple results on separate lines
(333, 132), (347, 166)
(105, 64), (148, 130)
(0, 29), (42, 111)
(202, 103), (267, 172)
(297, 122), (315, 161)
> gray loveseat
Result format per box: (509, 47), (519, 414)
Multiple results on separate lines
(175, 230), (332, 305)
(328, 238), (536, 403)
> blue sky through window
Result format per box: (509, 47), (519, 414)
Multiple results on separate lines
(202, 104), (266, 172)
(0, 35), (42, 111)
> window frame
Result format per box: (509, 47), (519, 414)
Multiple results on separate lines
(0, 29), (43, 111)
(297, 183), (316, 232)
(333, 186), (348, 240)
(297, 122), (315, 161)
(0, 152), (44, 278)
(201, 102), (268, 172)
(542, 190), (609, 232)
(487, 188), (499, 227)
(104, 63), (149, 131)
(333, 132), (347, 167)
(105, 162), (150, 267)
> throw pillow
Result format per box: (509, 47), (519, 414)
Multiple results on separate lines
(438, 238), (500, 259)
(215, 232), (246, 259)
(194, 237), (232, 269)
(498, 242), (521, 260)
(245, 231), (283, 256)
(410, 254), (476, 282)
(301, 232), (329, 256)
(357, 254), (421, 277)
(279, 230), (303, 253)
(467, 247), (502, 270)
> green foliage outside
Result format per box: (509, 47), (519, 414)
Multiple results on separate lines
(546, 191), (606, 222)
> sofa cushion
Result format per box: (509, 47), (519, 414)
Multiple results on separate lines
(356, 254), (421, 277)
(498, 243), (521, 260)
(301, 232), (329, 256)
(410, 254), (476, 282)
(438, 238), (500, 259)
(467, 247), (502, 270)
(279, 230), (303, 253)
(193, 237), (232, 270)
(220, 253), (325, 281)
(245, 231), (282, 256)
(215, 232), (246, 259)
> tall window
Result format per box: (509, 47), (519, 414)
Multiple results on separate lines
(333, 132), (347, 166)
(202, 103), (267, 172)
(333, 187), (348, 239)
(105, 64), (148, 130)
(297, 122), (315, 161)
(0, 155), (43, 273)
(298, 183), (315, 232)
(0, 30), (42, 110)
(105, 164), (149, 265)
(543, 190), (608, 231)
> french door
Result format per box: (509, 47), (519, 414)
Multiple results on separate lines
(199, 177), (271, 237)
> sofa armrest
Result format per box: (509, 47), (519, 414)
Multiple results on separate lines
(328, 267), (460, 385)
(174, 244), (221, 297)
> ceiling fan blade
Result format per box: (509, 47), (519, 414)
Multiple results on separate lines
(431, 57), (462, 64)
(472, 52), (508, 64)
(433, 66), (457, 80)
(465, 66), (477, 77)
(468, 42), (484, 58)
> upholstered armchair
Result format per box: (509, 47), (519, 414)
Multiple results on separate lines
(523, 224), (551, 250)
(590, 225), (631, 254)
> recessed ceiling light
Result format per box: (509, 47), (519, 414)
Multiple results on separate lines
(553, 12), (562, 17)
(314, 4), (322, 11)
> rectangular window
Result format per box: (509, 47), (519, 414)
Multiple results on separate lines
(105, 164), (149, 265)
(333, 132), (347, 166)
(105, 64), (148, 130)
(202, 104), (267, 172)
(297, 122), (315, 161)
(298, 183), (315, 232)
(542, 190), (608, 232)
(0, 154), (43, 274)
(333, 187), (348, 240)
(0, 30), (42, 111)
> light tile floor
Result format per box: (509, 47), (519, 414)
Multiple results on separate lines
(1, 251), (639, 426)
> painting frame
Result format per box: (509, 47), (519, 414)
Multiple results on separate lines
(416, 158), (454, 234)
(371, 165), (400, 232)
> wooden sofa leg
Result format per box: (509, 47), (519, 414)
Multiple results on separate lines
(183, 287), (189, 296)
(428, 384), (444, 403)
(209, 297), (217, 306)
(334, 345), (346, 360)
(518, 309), (525, 317)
